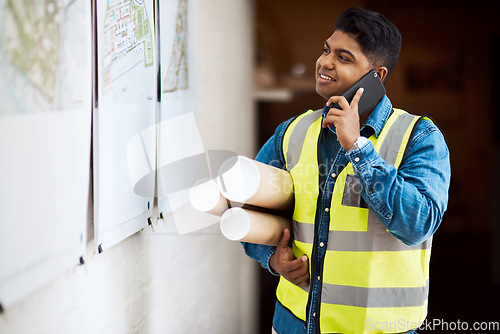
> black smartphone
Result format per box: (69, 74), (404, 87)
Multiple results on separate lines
(325, 69), (386, 116)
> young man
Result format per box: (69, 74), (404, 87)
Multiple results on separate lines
(243, 7), (451, 334)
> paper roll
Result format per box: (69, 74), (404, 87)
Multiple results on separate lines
(189, 178), (228, 216)
(216, 156), (293, 211)
(220, 207), (291, 246)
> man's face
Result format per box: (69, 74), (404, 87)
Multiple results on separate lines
(315, 30), (374, 100)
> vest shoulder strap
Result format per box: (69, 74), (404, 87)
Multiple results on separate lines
(380, 109), (434, 167)
(282, 109), (322, 171)
(283, 107), (430, 170)
(378, 109), (416, 167)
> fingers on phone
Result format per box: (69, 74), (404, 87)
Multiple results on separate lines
(351, 87), (364, 106)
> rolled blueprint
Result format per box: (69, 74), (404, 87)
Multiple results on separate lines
(189, 178), (228, 216)
(220, 207), (291, 246)
(216, 156), (293, 211)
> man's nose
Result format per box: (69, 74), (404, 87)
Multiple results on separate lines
(319, 54), (334, 70)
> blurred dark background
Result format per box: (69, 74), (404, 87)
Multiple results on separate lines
(253, 0), (500, 332)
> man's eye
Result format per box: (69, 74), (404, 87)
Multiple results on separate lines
(339, 55), (349, 62)
(322, 48), (330, 54)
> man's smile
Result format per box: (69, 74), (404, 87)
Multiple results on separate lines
(318, 71), (336, 82)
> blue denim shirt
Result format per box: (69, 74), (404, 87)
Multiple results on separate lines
(243, 95), (451, 334)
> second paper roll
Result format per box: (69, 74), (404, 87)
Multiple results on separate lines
(220, 207), (291, 246)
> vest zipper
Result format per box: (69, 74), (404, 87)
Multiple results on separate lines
(304, 127), (326, 333)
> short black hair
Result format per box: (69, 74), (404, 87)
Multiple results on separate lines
(335, 7), (401, 79)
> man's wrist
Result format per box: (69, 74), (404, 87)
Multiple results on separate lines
(348, 136), (370, 152)
(268, 251), (280, 276)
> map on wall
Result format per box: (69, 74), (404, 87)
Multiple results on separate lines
(0, 0), (92, 307)
(0, 0), (89, 114)
(162, 0), (188, 93)
(156, 0), (222, 235)
(158, 0), (194, 221)
(101, 0), (154, 93)
(94, 0), (156, 251)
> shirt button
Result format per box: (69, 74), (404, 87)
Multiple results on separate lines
(317, 276), (321, 281)
(331, 173), (336, 178)
(319, 242), (325, 247)
(324, 208), (329, 213)
(313, 312), (316, 317)
(354, 157), (360, 163)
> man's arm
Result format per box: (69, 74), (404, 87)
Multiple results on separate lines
(347, 119), (451, 246)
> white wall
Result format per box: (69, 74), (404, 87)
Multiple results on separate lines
(195, 0), (256, 157)
(0, 0), (258, 333)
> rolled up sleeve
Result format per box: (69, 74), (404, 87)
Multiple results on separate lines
(346, 119), (451, 246)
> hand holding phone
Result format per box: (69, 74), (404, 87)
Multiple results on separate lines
(324, 69), (386, 116)
(321, 70), (385, 150)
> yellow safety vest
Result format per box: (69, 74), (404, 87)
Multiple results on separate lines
(277, 108), (432, 334)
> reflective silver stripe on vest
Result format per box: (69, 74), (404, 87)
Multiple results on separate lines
(293, 218), (432, 252)
(286, 109), (322, 171)
(379, 113), (418, 166)
(321, 280), (429, 308)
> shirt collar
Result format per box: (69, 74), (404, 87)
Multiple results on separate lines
(322, 95), (393, 138)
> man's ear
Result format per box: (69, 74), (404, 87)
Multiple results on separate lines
(376, 67), (388, 83)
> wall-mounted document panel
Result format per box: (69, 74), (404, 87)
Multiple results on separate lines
(0, 0), (92, 307)
(94, 0), (156, 251)
(156, 0), (220, 234)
